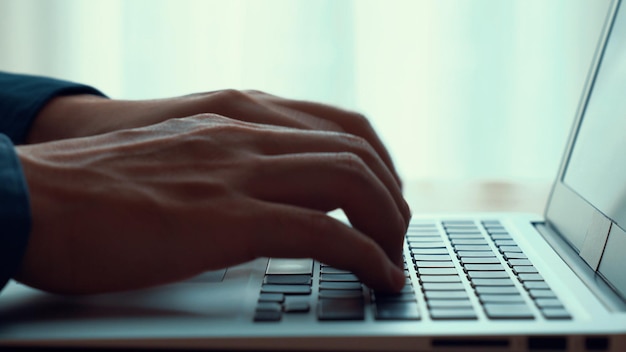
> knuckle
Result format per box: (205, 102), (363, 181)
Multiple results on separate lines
(340, 133), (375, 158)
(215, 89), (253, 105)
(242, 89), (266, 96)
(349, 113), (373, 130)
(330, 152), (376, 191)
(208, 89), (258, 116)
(334, 152), (368, 177)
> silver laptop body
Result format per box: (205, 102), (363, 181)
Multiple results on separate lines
(1, 1), (625, 350)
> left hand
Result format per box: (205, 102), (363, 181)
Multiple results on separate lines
(26, 90), (402, 188)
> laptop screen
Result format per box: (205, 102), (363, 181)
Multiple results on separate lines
(563, 0), (626, 232)
(553, 0), (626, 300)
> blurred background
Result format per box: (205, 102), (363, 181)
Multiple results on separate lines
(0, 0), (611, 184)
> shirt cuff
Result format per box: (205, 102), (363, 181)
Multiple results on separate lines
(0, 134), (31, 291)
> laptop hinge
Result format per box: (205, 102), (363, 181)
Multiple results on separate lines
(580, 211), (612, 270)
(533, 222), (626, 312)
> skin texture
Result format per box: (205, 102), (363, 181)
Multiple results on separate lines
(16, 91), (410, 294)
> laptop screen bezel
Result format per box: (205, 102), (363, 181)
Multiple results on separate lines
(544, 0), (625, 300)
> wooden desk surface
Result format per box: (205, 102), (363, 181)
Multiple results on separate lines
(404, 180), (552, 214)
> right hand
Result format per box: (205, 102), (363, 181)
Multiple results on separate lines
(15, 114), (410, 294)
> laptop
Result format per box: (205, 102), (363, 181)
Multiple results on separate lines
(1, 1), (625, 351)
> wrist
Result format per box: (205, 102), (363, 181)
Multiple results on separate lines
(26, 94), (110, 144)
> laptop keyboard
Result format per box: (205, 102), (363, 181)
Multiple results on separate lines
(254, 219), (571, 322)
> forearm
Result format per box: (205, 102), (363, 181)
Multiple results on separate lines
(26, 94), (214, 143)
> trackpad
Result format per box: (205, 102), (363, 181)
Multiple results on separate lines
(185, 269), (227, 283)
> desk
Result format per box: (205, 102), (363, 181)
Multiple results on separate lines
(404, 180), (552, 213)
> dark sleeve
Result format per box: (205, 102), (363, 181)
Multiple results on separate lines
(0, 71), (106, 144)
(0, 134), (31, 291)
(0, 71), (106, 292)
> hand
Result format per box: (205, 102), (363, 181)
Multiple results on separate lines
(16, 114), (410, 294)
(26, 90), (402, 188)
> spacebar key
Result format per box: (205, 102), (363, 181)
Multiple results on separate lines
(266, 258), (314, 275)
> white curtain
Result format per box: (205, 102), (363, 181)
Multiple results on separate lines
(0, 0), (610, 182)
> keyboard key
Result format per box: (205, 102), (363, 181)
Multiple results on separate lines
(443, 224), (476, 230)
(463, 264), (506, 271)
(425, 291), (469, 300)
(484, 226), (506, 233)
(427, 299), (473, 308)
(408, 225), (438, 231)
(475, 286), (520, 295)
(541, 308), (572, 320)
(418, 267), (458, 276)
(454, 245), (492, 252)
(518, 273), (544, 282)
(406, 232), (440, 237)
(320, 274), (359, 282)
(320, 267), (352, 274)
(528, 289), (556, 299)
(460, 257), (500, 264)
(254, 302), (283, 322)
(490, 234), (512, 240)
(409, 242), (446, 248)
(283, 301), (310, 313)
(494, 240), (517, 247)
(445, 229), (481, 235)
(503, 252), (527, 260)
(513, 266), (538, 274)
(450, 239), (488, 245)
(523, 281), (549, 290)
(261, 284), (311, 295)
(484, 304), (534, 319)
(447, 234), (484, 240)
(534, 298), (564, 308)
(266, 258), (313, 275)
(381, 285), (416, 295)
(499, 245), (522, 253)
(258, 293), (285, 302)
(420, 275), (462, 283)
(471, 278), (515, 286)
(318, 281), (362, 290)
(430, 308), (477, 320)
(412, 254), (453, 262)
(508, 259), (532, 266)
(481, 220), (502, 225)
(319, 289), (363, 299)
(422, 282), (465, 291)
(443, 220), (475, 225)
(457, 251), (497, 258)
(317, 298), (364, 320)
(256, 302), (282, 311)
(415, 261), (455, 268)
(479, 294), (525, 304)
(411, 248), (450, 255)
(254, 310), (282, 322)
(374, 292), (417, 302)
(406, 235), (440, 241)
(374, 301), (420, 320)
(264, 274), (312, 285)
(467, 271), (510, 279)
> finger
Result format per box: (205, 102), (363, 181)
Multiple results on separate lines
(248, 92), (403, 188)
(248, 201), (406, 292)
(250, 128), (410, 225)
(242, 152), (407, 265)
